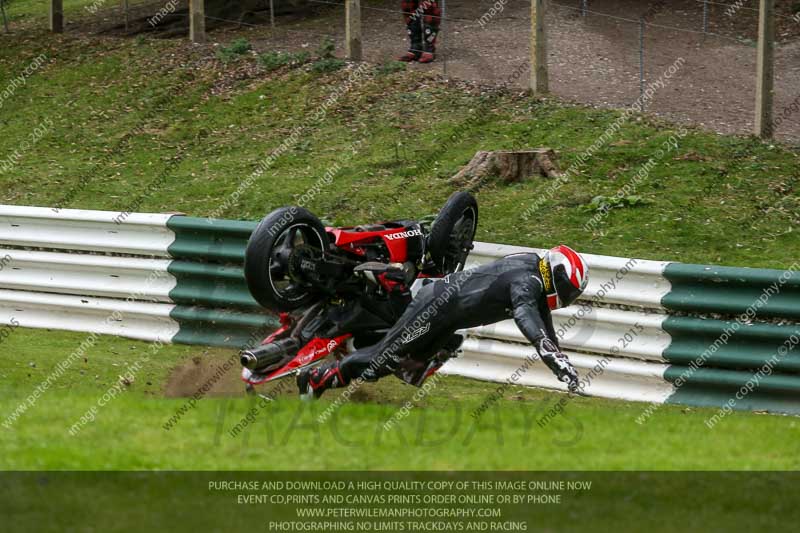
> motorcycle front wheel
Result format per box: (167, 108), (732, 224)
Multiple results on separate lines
(427, 191), (479, 275)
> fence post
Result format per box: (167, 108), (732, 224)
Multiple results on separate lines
(345, 0), (362, 61)
(269, 0), (275, 29)
(0, 1), (8, 33)
(189, 0), (206, 44)
(702, 0), (708, 35)
(441, 0), (447, 76)
(1, 0), (9, 33)
(639, 17), (645, 110)
(530, 0), (548, 93)
(49, 0), (63, 33)
(754, 0), (775, 138)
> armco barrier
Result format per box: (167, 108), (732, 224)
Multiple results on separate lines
(0, 205), (798, 414)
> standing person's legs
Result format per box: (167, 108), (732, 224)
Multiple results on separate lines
(399, 0), (422, 61)
(418, 1), (441, 63)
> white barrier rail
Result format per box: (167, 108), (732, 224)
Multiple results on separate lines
(0, 289), (178, 342)
(444, 338), (675, 404)
(0, 206), (174, 256)
(0, 248), (175, 301)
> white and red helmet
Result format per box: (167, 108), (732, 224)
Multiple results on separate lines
(540, 245), (589, 310)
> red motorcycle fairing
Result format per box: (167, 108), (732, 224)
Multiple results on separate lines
(327, 226), (422, 263)
(242, 334), (352, 385)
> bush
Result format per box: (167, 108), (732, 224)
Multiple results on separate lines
(376, 61), (406, 76)
(310, 57), (346, 73)
(315, 37), (336, 59)
(258, 50), (311, 71)
(309, 37), (345, 73)
(216, 38), (253, 63)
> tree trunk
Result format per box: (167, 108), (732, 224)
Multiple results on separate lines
(450, 149), (560, 191)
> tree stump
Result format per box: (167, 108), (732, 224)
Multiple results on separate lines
(449, 149), (561, 191)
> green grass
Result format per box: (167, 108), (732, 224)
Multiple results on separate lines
(2, 328), (799, 470)
(1, 27), (797, 268)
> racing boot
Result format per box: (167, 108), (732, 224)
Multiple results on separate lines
(296, 363), (344, 400)
(418, 52), (435, 64)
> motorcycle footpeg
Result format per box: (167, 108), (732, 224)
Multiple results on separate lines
(353, 262), (397, 274)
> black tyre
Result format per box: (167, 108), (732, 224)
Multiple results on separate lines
(244, 207), (330, 312)
(427, 191), (478, 275)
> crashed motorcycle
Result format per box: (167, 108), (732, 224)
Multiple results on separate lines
(240, 191), (478, 390)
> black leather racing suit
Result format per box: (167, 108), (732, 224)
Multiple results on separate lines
(311, 253), (579, 392)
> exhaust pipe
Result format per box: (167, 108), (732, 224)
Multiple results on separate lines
(240, 338), (300, 371)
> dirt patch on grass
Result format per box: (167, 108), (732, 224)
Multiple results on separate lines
(163, 351), (244, 398)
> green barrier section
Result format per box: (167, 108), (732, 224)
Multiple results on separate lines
(663, 317), (800, 372)
(665, 365), (800, 393)
(166, 216), (256, 263)
(663, 365), (800, 415)
(167, 261), (259, 310)
(663, 315), (800, 414)
(169, 306), (278, 348)
(662, 263), (800, 319)
(166, 216), (270, 346)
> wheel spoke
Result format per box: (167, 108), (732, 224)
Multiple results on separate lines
(284, 282), (300, 296)
(280, 226), (299, 253)
(270, 261), (286, 279)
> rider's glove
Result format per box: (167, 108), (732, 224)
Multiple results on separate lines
(535, 338), (580, 393)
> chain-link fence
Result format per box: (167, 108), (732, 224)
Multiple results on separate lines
(8, 0), (799, 140)
(201, 0), (800, 140)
